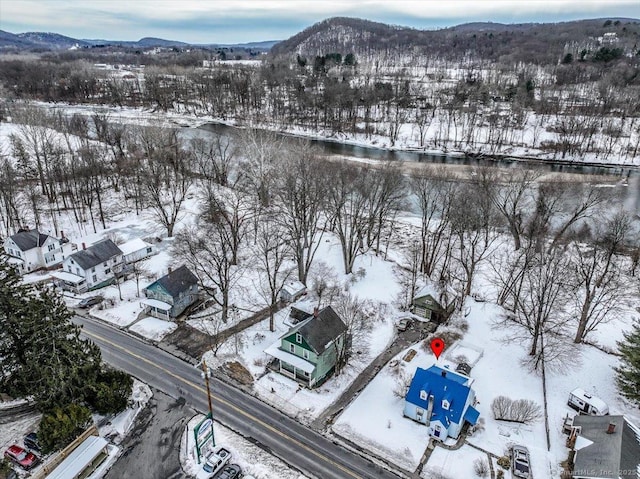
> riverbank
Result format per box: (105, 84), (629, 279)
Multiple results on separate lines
(21, 101), (640, 176)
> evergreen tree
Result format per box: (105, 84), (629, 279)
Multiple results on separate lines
(615, 319), (640, 407)
(0, 256), (129, 413)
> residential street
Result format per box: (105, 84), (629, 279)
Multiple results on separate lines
(72, 315), (405, 479)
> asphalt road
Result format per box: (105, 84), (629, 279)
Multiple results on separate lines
(73, 315), (405, 479)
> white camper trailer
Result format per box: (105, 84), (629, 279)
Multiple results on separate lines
(567, 388), (609, 416)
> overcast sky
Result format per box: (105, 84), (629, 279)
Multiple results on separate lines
(1, 0), (639, 44)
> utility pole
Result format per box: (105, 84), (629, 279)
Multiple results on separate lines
(201, 359), (216, 447)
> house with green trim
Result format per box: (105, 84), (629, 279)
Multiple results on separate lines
(265, 306), (347, 388)
(411, 287), (455, 324)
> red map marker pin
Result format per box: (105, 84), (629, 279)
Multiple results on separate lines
(430, 338), (445, 360)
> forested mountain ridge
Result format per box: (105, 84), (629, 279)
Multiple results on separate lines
(271, 16), (640, 64)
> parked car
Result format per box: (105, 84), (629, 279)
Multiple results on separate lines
(396, 317), (413, 332)
(511, 445), (531, 479)
(202, 446), (231, 478)
(214, 463), (242, 479)
(23, 432), (40, 453)
(77, 295), (104, 308)
(4, 444), (38, 470)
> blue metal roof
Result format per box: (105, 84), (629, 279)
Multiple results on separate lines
(405, 365), (477, 426)
(463, 406), (480, 425)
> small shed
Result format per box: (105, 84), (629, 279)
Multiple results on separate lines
(119, 238), (155, 264)
(280, 280), (307, 303)
(411, 292), (454, 324)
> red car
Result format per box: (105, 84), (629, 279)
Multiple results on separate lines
(4, 444), (38, 469)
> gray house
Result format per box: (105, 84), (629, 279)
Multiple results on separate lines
(142, 265), (199, 319)
(569, 415), (640, 479)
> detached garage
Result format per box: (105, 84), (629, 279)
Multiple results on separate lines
(45, 435), (108, 479)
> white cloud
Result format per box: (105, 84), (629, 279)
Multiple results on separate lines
(1, 0), (638, 43)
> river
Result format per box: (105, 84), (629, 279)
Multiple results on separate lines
(197, 122), (640, 216)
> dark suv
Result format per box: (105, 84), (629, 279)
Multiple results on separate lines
(24, 432), (40, 453)
(214, 464), (242, 479)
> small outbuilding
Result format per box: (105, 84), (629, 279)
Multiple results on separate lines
(119, 238), (156, 264)
(411, 286), (455, 324)
(279, 280), (307, 303)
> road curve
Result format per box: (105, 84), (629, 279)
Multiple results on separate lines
(73, 315), (405, 479)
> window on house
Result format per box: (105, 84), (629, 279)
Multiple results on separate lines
(146, 247), (152, 253)
(92, 267), (96, 273)
(105, 268), (111, 274)
(289, 344), (295, 353)
(420, 390), (427, 400)
(103, 262), (108, 267)
(303, 350), (309, 360)
(435, 425), (441, 432)
(113, 258), (117, 263)
(302, 371), (309, 377)
(296, 333), (302, 344)
(442, 400), (449, 410)
(92, 275), (97, 283)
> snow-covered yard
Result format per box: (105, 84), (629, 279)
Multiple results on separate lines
(332, 298), (640, 478)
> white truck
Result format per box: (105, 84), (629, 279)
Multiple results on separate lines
(567, 388), (609, 416)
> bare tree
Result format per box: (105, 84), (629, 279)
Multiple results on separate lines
(449, 171), (499, 298)
(237, 128), (284, 207)
(410, 168), (458, 278)
(332, 290), (375, 374)
(492, 169), (540, 251)
(325, 162), (373, 274)
(138, 128), (193, 237)
(497, 248), (573, 371)
(173, 221), (243, 322)
(571, 211), (634, 343)
(274, 144), (327, 285)
(191, 133), (236, 188)
(253, 215), (293, 331)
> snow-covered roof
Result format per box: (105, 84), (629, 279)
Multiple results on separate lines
(119, 238), (151, 256)
(264, 341), (316, 374)
(571, 388), (609, 413)
(281, 280), (306, 296)
(51, 271), (86, 284)
(46, 435), (108, 479)
(141, 298), (172, 311)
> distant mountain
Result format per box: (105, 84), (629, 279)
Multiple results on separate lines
(217, 40), (280, 49)
(17, 31), (89, 49)
(270, 16), (640, 64)
(0, 30), (37, 48)
(0, 30), (278, 51)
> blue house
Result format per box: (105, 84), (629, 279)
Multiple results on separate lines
(403, 365), (480, 441)
(142, 265), (199, 320)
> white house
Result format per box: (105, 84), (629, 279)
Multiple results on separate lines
(119, 238), (156, 264)
(3, 229), (67, 274)
(59, 239), (123, 292)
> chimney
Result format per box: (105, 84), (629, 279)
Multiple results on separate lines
(82, 242), (86, 250)
(313, 307), (319, 318)
(60, 230), (65, 239)
(606, 423), (616, 434)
